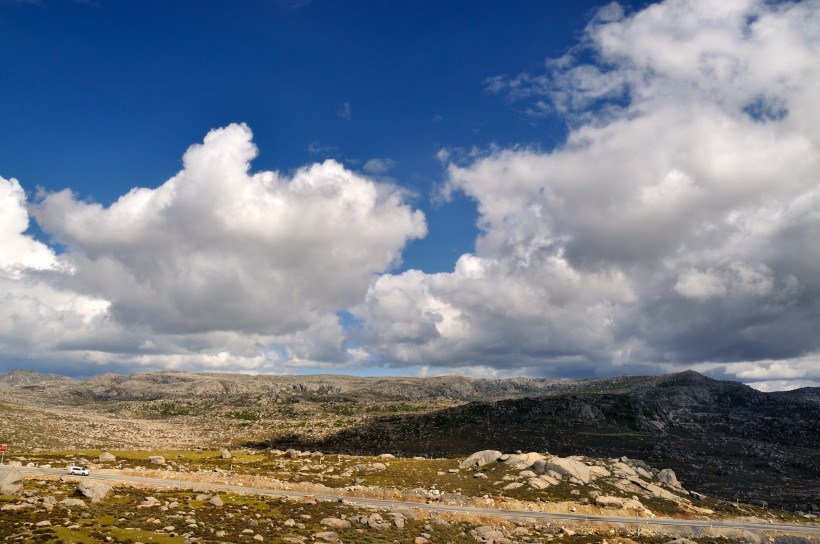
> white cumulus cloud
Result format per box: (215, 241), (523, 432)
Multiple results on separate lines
(1, 123), (425, 374)
(355, 0), (820, 386)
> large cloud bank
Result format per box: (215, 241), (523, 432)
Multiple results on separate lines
(1, 124), (425, 373)
(354, 0), (820, 389)
(2, 0), (820, 389)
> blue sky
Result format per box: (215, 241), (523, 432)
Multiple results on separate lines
(2, 0), (604, 271)
(2, 0), (820, 390)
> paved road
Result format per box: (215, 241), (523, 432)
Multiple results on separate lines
(18, 467), (820, 536)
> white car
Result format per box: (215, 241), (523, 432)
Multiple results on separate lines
(68, 466), (90, 476)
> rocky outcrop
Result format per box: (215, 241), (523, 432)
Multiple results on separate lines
(290, 371), (820, 506)
(456, 449), (690, 509)
(538, 457), (592, 484)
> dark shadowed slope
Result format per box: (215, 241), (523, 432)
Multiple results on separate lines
(269, 371), (820, 507)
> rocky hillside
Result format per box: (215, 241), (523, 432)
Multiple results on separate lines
(2, 368), (818, 510)
(0, 368), (569, 403)
(270, 372), (820, 508)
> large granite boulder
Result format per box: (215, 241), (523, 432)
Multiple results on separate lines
(78, 480), (112, 503)
(535, 456), (591, 484)
(0, 466), (23, 495)
(501, 452), (544, 469)
(459, 450), (503, 469)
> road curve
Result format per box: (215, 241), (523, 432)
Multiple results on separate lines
(19, 467), (820, 536)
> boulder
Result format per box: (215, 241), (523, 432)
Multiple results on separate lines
(98, 452), (116, 462)
(657, 468), (682, 489)
(354, 462), (386, 472)
(0, 466), (23, 495)
(220, 448), (232, 459)
(539, 456), (592, 484)
(321, 518), (351, 529)
(139, 496), (160, 507)
(365, 513), (392, 530)
(209, 495), (224, 507)
(148, 455), (166, 465)
(77, 480), (112, 502)
(60, 498), (87, 507)
(313, 531), (342, 544)
(459, 450), (503, 469)
(528, 478), (549, 490)
(502, 452), (543, 469)
(595, 495), (624, 508)
(472, 526), (506, 542)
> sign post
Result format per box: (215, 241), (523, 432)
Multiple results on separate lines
(0, 443), (7, 465)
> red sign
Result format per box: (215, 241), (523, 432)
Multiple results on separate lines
(0, 444), (7, 453)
